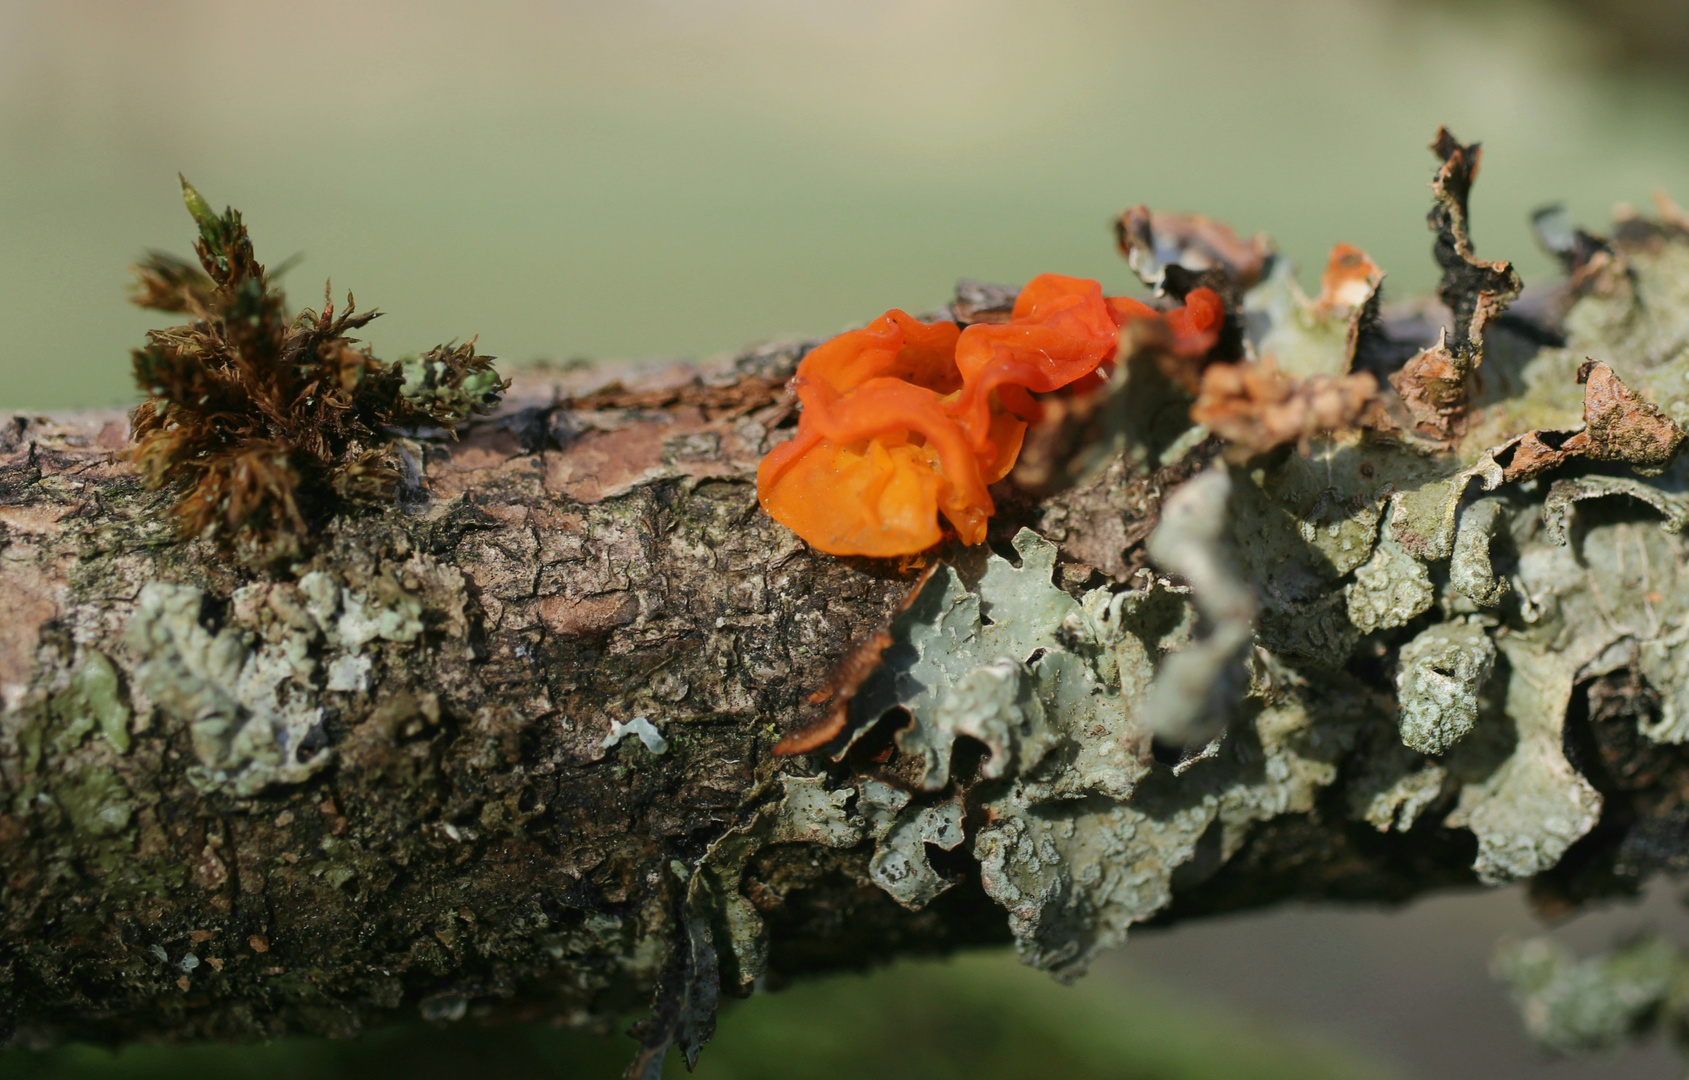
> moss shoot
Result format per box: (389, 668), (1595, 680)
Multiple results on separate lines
(128, 177), (507, 562)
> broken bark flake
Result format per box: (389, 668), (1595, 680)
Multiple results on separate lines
(625, 902), (720, 1079)
(772, 565), (934, 757)
(1427, 128), (1523, 361)
(1574, 359), (1686, 470)
(1389, 334), (1471, 439)
(949, 279), (1020, 326)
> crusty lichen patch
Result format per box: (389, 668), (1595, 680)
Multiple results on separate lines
(126, 582), (330, 795)
(122, 572), (432, 797)
(1396, 619), (1494, 755)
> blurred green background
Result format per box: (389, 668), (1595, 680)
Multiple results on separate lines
(4, 0), (1689, 411)
(5, 1), (1689, 1077)
(0, 952), (1387, 1080)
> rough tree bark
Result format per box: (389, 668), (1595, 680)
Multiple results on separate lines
(8, 136), (1689, 1072)
(0, 350), (1468, 1044)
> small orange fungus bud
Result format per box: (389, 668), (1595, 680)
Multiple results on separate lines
(757, 278), (1223, 557)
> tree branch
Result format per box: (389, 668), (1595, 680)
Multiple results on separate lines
(9, 139), (1689, 1075)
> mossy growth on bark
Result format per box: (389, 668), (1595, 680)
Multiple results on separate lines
(128, 178), (508, 563)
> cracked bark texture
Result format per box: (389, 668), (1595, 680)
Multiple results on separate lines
(0, 340), (1659, 1051)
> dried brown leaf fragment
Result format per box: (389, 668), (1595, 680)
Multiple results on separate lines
(1500, 360), (1687, 482)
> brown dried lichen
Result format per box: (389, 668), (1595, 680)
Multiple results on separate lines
(1499, 360), (1687, 482)
(128, 177), (507, 561)
(1190, 359), (1377, 458)
(1114, 205), (1274, 293)
(1389, 128), (1523, 437)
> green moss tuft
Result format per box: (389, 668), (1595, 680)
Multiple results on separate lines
(128, 178), (510, 562)
(396, 342), (508, 427)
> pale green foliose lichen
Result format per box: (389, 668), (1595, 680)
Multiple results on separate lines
(686, 775), (866, 994)
(793, 204), (1689, 984)
(1395, 619), (1494, 755)
(840, 529), (1104, 792)
(127, 582), (329, 796)
(1347, 740), (1446, 833)
(869, 794), (965, 910)
(1344, 525), (1434, 633)
(1140, 467), (1254, 743)
(1494, 935), (1686, 1055)
(124, 572), (430, 796)
(55, 650), (132, 755)
(817, 528), (1351, 978)
(1449, 497), (1512, 607)
(1240, 255), (1374, 380)
(298, 569), (424, 654)
(396, 344), (507, 426)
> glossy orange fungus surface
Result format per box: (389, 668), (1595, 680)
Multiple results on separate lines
(757, 275), (1222, 557)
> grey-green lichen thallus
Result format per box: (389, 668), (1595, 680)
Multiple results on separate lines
(724, 131), (1689, 1068)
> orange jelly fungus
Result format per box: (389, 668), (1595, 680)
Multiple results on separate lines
(758, 275), (1223, 557)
